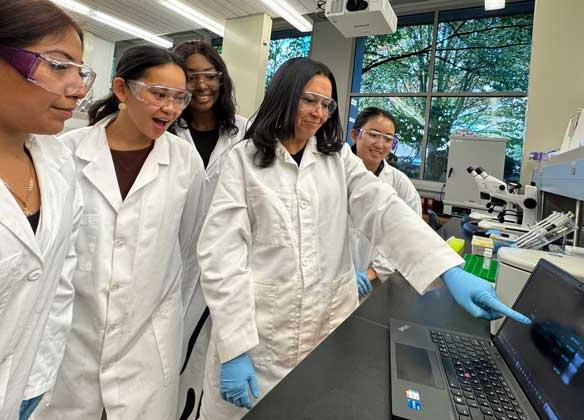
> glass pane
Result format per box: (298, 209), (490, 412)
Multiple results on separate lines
(423, 97), (527, 182)
(433, 14), (533, 93)
(266, 36), (311, 88)
(360, 23), (433, 93)
(350, 96), (427, 178)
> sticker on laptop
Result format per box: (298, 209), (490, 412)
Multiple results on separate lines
(406, 388), (422, 410)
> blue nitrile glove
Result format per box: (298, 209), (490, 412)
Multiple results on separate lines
(356, 271), (372, 297)
(442, 266), (531, 324)
(220, 353), (260, 409)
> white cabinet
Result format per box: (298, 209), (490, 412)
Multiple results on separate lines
(443, 135), (507, 215)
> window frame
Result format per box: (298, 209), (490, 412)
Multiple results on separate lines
(348, 1), (535, 183)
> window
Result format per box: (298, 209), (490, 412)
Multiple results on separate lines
(211, 31), (311, 90)
(349, 2), (534, 183)
(266, 32), (311, 88)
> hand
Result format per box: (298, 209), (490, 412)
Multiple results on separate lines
(220, 353), (260, 409)
(356, 271), (372, 297)
(442, 266), (531, 324)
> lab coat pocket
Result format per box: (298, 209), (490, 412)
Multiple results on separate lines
(327, 268), (359, 335)
(246, 187), (293, 245)
(0, 253), (23, 316)
(152, 296), (183, 388)
(250, 283), (277, 366)
(75, 214), (98, 272)
(0, 353), (13, 409)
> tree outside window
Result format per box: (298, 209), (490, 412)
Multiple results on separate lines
(350, 3), (533, 183)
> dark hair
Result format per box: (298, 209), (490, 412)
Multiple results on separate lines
(88, 45), (188, 125)
(172, 40), (238, 137)
(0, 0), (83, 48)
(245, 57), (343, 168)
(353, 107), (398, 132)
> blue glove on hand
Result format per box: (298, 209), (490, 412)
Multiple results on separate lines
(442, 266), (531, 324)
(356, 271), (372, 297)
(220, 353), (260, 409)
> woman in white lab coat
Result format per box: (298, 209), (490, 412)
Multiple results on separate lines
(172, 40), (247, 419)
(32, 46), (206, 420)
(0, 1), (92, 419)
(196, 57), (531, 420)
(349, 107), (423, 295)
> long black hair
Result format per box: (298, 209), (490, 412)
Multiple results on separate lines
(172, 40), (238, 137)
(353, 106), (397, 131)
(245, 57), (343, 168)
(88, 45), (187, 125)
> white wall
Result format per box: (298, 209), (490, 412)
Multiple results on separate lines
(521, 0), (584, 183)
(309, 20), (355, 132)
(83, 31), (115, 102)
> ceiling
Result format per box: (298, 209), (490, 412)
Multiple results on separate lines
(67, 0), (503, 43)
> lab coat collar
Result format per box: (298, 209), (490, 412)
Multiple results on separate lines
(276, 136), (319, 169)
(75, 114), (170, 211)
(0, 135), (71, 262)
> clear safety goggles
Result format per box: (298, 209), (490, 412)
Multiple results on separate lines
(299, 91), (337, 117)
(126, 80), (192, 111)
(186, 71), (223, 88)
(0, 45), (96, 98)
(358, 128), (399, 151)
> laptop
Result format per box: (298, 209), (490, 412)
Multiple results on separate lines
(390, 259), (584, 420)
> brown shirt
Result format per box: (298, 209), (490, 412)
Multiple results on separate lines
(110, 144), (154, 200)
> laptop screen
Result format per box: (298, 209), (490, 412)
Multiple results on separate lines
(494, 259), (584, 420)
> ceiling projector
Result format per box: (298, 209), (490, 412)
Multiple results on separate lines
(325, 0), (398, 38)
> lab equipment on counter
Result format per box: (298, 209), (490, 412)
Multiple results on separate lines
(463, 254), (497, 283)
(445, 236), (465, 254)
(467, 166), (538, 232)
(514, 211), (576, 250)
(443, 136), (507, 216)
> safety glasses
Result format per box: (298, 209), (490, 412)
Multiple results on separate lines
(0, 45), (96, 97)
(126, 80), (192, 111)
(186, 71), (223, 88)
(358, 128), (399, 151)
(300, 91), (338, 117)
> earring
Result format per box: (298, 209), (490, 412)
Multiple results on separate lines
(118, 102), (127, 111)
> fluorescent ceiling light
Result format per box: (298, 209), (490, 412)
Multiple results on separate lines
(52, 0), (173, 48)
(485, 0), (506, 11)
(258, 0), (313, 33)
(159, 0), (224, 37)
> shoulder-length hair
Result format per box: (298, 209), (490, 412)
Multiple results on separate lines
(172, 40), (238, 137)
(88, 45), (187, 125)
(244, 57), (343, 168)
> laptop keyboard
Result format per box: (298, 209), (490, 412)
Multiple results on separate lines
(430, 330), (527, 420)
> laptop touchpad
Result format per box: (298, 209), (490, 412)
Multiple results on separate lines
(395, 343), (437, 388)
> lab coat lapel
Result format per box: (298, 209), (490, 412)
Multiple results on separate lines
(125, 132), (170, 199)
(0, 183), (41, 259)
(76, 123), (123, 212)
(299, 137), (318, 171)
(26, 135), (70, 261)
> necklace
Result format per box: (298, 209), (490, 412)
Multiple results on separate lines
(1, 157), (36, 216)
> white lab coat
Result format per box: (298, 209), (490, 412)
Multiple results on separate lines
(0, 135), (81, 420)
(197, 138), (464, 419)
(175, 114), (248, 419)
(32, 115), (206, 420)
(350, 162), (423, 282)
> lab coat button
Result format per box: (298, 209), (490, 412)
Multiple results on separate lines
(114, 239), (125, 248)
(111, 283), (121, 292)
(28, 270), (42, 281)
(300, 201), (308, 209)
(301, 258), (308, 266)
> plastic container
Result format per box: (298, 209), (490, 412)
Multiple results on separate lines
(463, 254), (498, 283)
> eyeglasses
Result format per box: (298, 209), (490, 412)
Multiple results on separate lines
(0, 45), (96, 98)
(358, 128), (399, 151)
(186, 71), (223, 88)
(126, 80), (192, 111)
(299, 91), (337, 116)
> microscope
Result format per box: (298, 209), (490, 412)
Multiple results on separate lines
(467, 166), (538, 233)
